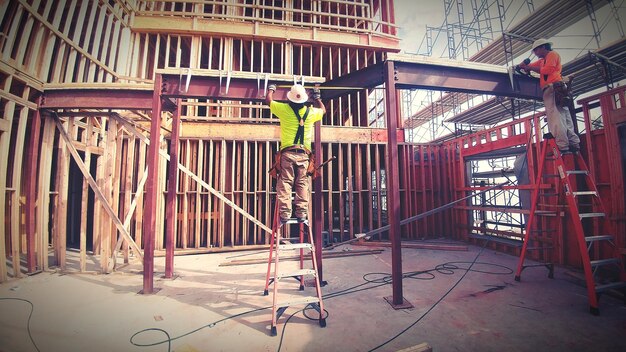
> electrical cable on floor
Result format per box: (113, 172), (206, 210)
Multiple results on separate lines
(367, 240), (491, 352)
(130, 306), (268, 351)
(127, 249), (513, 352)
(275, 245), (513, 352)
(0, 297), (41, 352)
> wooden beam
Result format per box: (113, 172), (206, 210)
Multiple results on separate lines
(352, 241), (468, 251)
(218, 249), (385, 267)
(26, 107), (42, 272)
(132, 16), (400, 51)
(41, 86), (154, 110)
(180, 122), (403, 144)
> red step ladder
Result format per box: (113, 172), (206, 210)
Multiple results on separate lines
(515, 135), (626, 314)
(263, 205), (326, 336)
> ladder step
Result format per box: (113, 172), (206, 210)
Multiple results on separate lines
(572, 191), (597, 196)
(595, 281), (626, 293)
(278, 243), (313, 251)
(275, 269), (316, 279)
(585, 235), (614, 242)
(281, 218), (309, 225)
(590, 258), (620, 267)
(278, 296), (321, 308)
(579, 212), (605, 219)
(566, 170), (588, 175)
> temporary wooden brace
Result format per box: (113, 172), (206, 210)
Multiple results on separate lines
(53, 117), (143, 260)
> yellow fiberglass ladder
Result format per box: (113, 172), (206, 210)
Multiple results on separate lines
(263, 208), (326, 336)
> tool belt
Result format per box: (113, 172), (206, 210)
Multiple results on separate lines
(268, 146), (320, 179)
(552, 81), (572, 108)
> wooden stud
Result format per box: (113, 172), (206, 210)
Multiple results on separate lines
(54, 117), (70, 269)
(26, 106), (42, 273)
(37, 116), (56, 270)
(78, 117), (93, 271)
(0, 99), (14, 281)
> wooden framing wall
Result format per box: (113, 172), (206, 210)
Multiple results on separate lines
(1, 0), (622, 282)
(0, 0), (402, 280)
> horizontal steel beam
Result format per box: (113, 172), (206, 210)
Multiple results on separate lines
(320, 63), (385, 100)
(161, 74), (290, 101)
(392, 61), (542, 100)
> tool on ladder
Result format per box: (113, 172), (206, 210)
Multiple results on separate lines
(263, 205), (326, 336)
(515, 133), (626, 314)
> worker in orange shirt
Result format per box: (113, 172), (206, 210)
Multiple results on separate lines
(518, 38), (580, 153)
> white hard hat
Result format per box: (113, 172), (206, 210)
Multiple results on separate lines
(531, 38), (552, 51)
(287, 84), (308, 104)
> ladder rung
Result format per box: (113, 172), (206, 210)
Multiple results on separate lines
(275, 269), (316, 279)
(585, 235), (614, 242)
(536, 211), (557, 216)
(278, 243), (313, 251)
(595, 281), (626, 293)
(579, 212), (605, 219)
(278, 296), (321, 307)
(590, 258), (619, 267)
(281, 237), (302, 241)
(542, 174), (559, 178)
(572, 191), (597, 196)
(566, 170), (588, 175)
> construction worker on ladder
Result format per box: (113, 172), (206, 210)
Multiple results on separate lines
(266, 84), (326, 224)
(518, 38), (580, 154)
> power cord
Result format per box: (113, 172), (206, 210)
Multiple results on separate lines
(368, 240), (496, 351)
(130, 306), (267, 350)
(129, 241), (513, 352)
(0, 297), (41, 352)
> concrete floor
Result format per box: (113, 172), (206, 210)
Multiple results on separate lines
(1, 241), (625, 352)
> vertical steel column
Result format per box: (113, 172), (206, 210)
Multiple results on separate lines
(26, 105), (42, 273)
(313, 122), (323, 283)
(142, 74), (163, 294)
(165, 99), (181, 278)
(384, 61), (412, 308)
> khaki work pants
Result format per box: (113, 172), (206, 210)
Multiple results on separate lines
(543, 85), (580, 151)
(276, 150), (311, 221)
